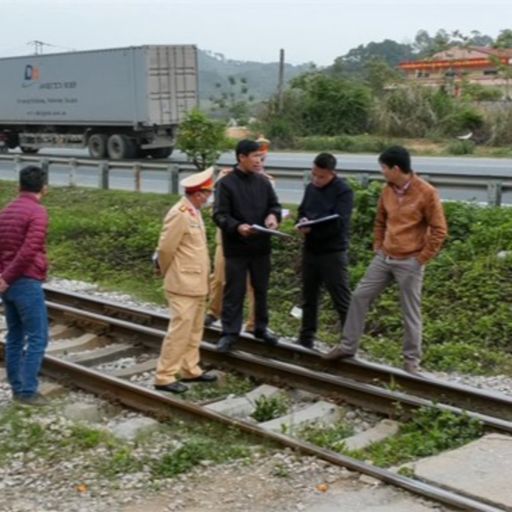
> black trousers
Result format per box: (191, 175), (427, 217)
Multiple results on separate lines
(222, 254), (271, 335)
(300, 250), (351, 342)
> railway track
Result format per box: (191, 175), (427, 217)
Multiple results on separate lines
(43, 286), (512, 426)
(1, 285), (510, 511)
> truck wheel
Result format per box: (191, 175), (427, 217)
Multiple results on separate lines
(107, 134), (136, 160)
(20, 147), (39, 154)
(7, 133), (19, 149)
(147, 147), (173, 159)
(88, 134), (108, 159)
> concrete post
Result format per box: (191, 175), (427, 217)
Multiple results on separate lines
(167, 164), (179, 194)
(40, 158), (49, 176)
(487, 180), (502, 207)
(134, 164), (141, 192)
(69, 158), (77, 187)
(98, 161), (109, 190)
(303, 170), (310, 188)
(359, 173), (370, 188)
(14, 155), (21, 177)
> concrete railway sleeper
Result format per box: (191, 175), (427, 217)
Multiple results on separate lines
(42, 286), (512, 423)
(0, 334), (504, 512)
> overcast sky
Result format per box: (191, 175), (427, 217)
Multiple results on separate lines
(1, 0), (511, 66)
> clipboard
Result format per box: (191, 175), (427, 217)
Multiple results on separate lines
(295, 214), (340, 228)
(251, 224), (292, 238)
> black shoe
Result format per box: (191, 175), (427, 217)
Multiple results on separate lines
(254, 330), (279, 346)
(182, 373), (218, 383)
(154, 382), (188, 394)
(296, 338), (314, 349)
(204, 313), (218, 327)
(217, 334), (236, 353)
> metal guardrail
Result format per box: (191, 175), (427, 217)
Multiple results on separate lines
(1, 153), (511, 206)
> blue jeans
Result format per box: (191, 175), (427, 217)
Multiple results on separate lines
(2, 278), (48, 398)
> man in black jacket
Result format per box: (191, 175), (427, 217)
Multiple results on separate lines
(213, 139), (282, 352)
(296, 153), (354, 349)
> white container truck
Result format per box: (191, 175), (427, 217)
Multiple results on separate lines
(0, 45), (198, 159)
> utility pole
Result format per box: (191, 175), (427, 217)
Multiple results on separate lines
(277, 48), (285, 113)
(27, 40), (47, 55)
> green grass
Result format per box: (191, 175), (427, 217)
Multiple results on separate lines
(0, 402), (258, 481)
(296, 421), (354, 450)
(181, 373), (254, 403)
(251, 394), (290, 422)
(2, 180), (512, 375)
(0, 404), (117, 466)
(290, 135), (512, 158)
(347, 407), (483, 467)
(292, 406), (482, 468)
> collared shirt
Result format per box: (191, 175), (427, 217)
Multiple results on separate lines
(391, 178), (412, 203)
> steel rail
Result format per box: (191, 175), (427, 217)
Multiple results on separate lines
(43, 285), (512, 422)
(0, 343), (503, 512)
(44, 298), (512, 435)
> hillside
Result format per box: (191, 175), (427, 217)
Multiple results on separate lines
(198, 49), (313, 103)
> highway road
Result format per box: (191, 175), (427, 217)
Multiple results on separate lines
(1, 148), (512, 205)
(8, 147), (512, 176)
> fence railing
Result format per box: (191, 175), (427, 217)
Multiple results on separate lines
(1, 153), (511, 206)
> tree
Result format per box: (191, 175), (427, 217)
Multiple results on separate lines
(494, 29), (512, 49)
(328, 39), (415, 77)
(413, 29), (493, 58)
(176, 109), (229, 171)
(290, 73), (372, 135)
(209, 76), (255, 125)
(364, 58), (402, 95)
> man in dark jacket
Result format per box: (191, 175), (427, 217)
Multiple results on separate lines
(0, 165), (49, 406)
(213, 139), (282, 352)
(296, 153), (354, 349)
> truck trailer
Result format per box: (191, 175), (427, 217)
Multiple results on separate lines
(0, 45), (198, 159)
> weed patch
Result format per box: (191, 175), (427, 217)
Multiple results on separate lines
(251, 394), (289, 422)
(0, 401), (258, 482)
(348, 407), (482, 467)
(296, 421), (354, 450)
(183, 373), (254, 403)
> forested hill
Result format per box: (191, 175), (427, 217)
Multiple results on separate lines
(198, 49), (313, 102)
(197, 29), (506, 102)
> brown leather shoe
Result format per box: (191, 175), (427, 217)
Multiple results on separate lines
(322, 346), (354, 361)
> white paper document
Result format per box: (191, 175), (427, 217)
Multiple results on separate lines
(295, 214), (340, 228)
(251, 224), (292, 238)
(290, 305), (303, 319)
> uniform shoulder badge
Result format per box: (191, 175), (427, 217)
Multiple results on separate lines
(179, 205), (187, 212)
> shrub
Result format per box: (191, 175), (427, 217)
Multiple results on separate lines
(484, 105), (512, 146)
(445, 140), (475, 155)
(176, 109), (229, 170)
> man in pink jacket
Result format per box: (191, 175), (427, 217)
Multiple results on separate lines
(0, 165), (50, 406)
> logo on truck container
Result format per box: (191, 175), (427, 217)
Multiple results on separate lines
(22, 65), (40, 87)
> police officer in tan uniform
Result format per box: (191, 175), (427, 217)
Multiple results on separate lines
(154, 167), (217, 394)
